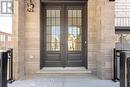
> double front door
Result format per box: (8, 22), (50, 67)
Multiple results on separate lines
(42, 4), (87, 67)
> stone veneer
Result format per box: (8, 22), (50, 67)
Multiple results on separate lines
(13, 0), (25, 79)
(13, 0), (115, 80)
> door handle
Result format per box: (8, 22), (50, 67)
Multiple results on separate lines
(85, 41), (87, 44)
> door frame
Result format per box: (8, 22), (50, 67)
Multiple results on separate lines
(40, 2), (88, 69)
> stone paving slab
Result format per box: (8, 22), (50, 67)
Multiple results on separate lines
(8, 74), (119, 87)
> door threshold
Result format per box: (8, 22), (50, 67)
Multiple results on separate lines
(37, 67), (91, 74)
(43, 67), (86, 70)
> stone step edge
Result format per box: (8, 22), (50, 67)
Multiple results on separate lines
(37, 70), (92, 74)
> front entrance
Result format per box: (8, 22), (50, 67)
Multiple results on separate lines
(41, 3), (87, 67)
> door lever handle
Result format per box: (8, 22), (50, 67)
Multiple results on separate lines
(85, 41), (87, 44)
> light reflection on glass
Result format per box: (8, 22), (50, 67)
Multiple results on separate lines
(68, 10), (82, 51)
(46, 10), (60, 51)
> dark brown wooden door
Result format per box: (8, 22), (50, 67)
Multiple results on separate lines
(43, 5), (87, 67)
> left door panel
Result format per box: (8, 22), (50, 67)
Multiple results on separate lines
(44, 6), (63, 67)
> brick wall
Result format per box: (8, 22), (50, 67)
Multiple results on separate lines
(0, 31), (12, 49)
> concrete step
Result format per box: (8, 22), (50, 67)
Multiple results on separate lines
(37, 67), (91, 74)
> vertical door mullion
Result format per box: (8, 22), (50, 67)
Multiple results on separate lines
(64, 6), (68, 67)
(60, 5), (65, 67)
(60, 5), (68, 67)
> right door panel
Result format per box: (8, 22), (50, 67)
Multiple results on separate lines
(66, 7), (83, 67)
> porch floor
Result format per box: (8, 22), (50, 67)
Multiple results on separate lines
(8, 74), (119, 87)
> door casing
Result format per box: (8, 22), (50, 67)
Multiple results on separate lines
(40, 2), (88, 69)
